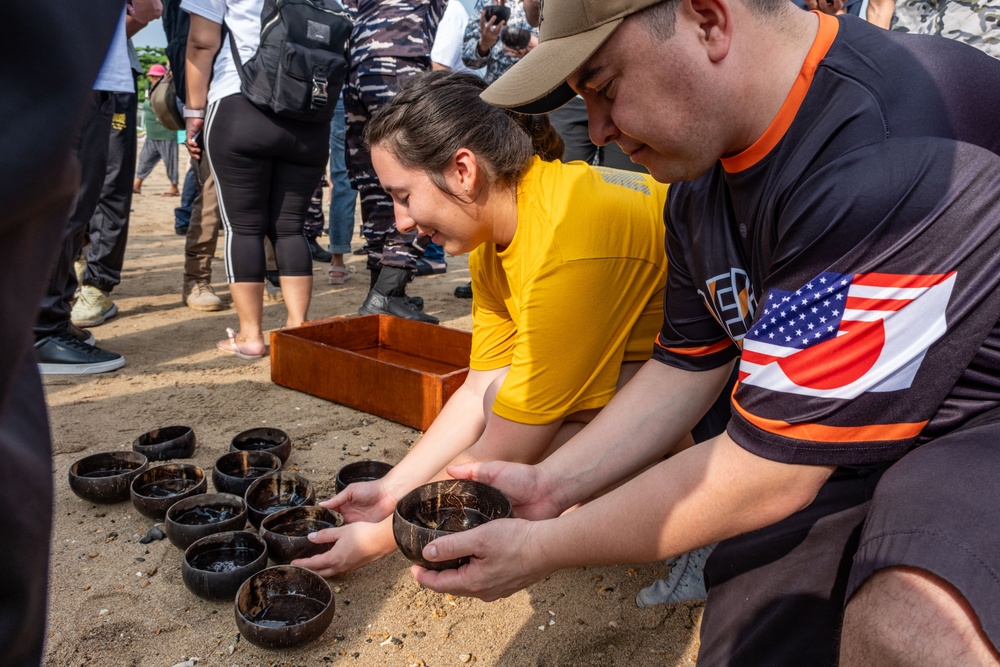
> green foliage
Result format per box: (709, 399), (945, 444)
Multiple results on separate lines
(136, 45), (168, 102)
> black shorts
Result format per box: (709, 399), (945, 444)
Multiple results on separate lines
(696, 409), (1000, 666)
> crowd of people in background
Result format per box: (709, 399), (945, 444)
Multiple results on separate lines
(3, 0), (1000, 665)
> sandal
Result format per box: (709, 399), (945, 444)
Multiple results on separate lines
(216, 327), (265, 360)
(328, 265), (352, 285)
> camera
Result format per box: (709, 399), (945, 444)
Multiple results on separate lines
(500, 25), (531, 49)
(483, 4), (511, 23)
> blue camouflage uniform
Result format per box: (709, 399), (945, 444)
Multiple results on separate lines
(343, 0), (447, 271)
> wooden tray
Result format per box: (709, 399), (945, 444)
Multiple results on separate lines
(270, 315), (472, 431)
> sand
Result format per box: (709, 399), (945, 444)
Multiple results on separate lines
(42, 156), (702, 667)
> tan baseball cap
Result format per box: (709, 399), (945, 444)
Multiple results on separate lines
(482, 0), (664, 114)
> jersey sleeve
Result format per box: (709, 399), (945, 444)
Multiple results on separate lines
(653, 187), (741, 372)
(727, 138), (1000, 466)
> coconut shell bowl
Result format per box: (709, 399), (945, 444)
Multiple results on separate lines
(68, 451), (149, 504)
(129, 463), (207, 520)
(229, 427), (291, 464)
(259, 506), (344, 564)
(182, 530), (269, 600)
(132, 425), (196, 461)
(244, 471), (316, 529)
(212, 450), (282, 497)
(393, 479), (512, 571)
(165, 492), (248, 550)
(235, 565), (335, 649)
(334, 460), (394, 494)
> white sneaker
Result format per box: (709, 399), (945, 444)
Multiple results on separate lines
(263, 281), (283, 303)
(185, 282), (224, 312)
(71, 285), (118, 328)
(636, 543), (716, 607)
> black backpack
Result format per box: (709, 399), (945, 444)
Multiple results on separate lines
(229, 0), (351, 123)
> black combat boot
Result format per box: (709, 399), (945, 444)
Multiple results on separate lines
(359, 266), (438, 324)
(368, 268), (424, 310)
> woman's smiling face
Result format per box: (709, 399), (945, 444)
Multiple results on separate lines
(372, 145), (493, 256)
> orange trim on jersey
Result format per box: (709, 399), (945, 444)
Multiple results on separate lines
(655, 334), (734, 357)
(732, 394), (927, 443)
(721, 12), (839, 174)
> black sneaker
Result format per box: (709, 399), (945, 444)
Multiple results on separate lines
(454, 282), (473, 299)
(67, 323), (96, 346)
(307, 237), (333, 263)
(35, 332), (125, 375)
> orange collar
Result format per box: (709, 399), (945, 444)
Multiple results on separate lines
(721, 12), (839, 173)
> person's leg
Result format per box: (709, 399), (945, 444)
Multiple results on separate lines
(78, 89), (136, 323)
(841, 568), (1000, 666)
(695, 464), (884, 667)
(348, 60), (437, 323)
(182, 156), (224, 311)
(161, 140), (179, 195)
(345, 71), (393, 274)
(205, 96), (273, 355)
(133, 133), (160, 193)
(328, 92), (357, 283)
(1, 2), (120, 659)
(174, 163), (197, 234)
(839, 412), (1000, 665)
(268, 121), (328, 328)
(35, 91), (113, 341)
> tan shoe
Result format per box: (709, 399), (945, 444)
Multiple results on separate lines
(71, 285), (118, 327)
(185, 282), (224, 312)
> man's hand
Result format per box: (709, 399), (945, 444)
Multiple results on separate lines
(129, 0), (163, 23)
(446, 460), (565, 520)
(502, 33), (537, 60)
(293, 520), (396, 578)
(412, 517), (553, 601)
(477, 1), (506, 56)
(322, 480), (397, 524)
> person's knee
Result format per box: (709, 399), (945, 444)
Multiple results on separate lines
(840, 566), (999, 666)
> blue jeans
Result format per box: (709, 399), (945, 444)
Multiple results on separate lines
(328, 93), (357, 254)
(174, 163), (197, 231)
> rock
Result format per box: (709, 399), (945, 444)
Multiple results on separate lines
(139, 525), (166, 544)
(459, 654), (472, 663)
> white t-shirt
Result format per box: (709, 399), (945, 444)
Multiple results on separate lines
(93, 9), (135, 93)
(181, 0), (263, 104)
(431, 0), (484, 76)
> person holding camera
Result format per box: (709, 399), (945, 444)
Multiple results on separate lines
(462, 0), (538, 84)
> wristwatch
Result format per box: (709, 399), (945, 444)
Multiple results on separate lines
(183, 108), (206, 119)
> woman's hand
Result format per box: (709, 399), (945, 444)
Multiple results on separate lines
(322, 479), (398, 524)
(293, 519), (396, 578)
(184, 117), (204, 161)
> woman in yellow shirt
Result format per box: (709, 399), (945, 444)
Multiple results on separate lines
(298, 73), (718, 590)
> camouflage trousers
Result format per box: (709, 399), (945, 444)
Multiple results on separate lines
(345, 57), (431, 271)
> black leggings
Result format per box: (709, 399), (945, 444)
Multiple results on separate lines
(205, 93), (329, 282)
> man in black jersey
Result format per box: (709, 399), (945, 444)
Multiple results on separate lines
(404, 0), (1000, 665)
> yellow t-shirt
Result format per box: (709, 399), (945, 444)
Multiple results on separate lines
(469, 157), (668, 425)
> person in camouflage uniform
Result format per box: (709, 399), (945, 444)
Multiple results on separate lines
(462, 0), (537, 84)
(890, 0), (999, 58)
(344, 0), (447, 324)
(302, 174), (332, 262)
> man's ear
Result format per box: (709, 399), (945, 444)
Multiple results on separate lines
(684, 0), (733, 62)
